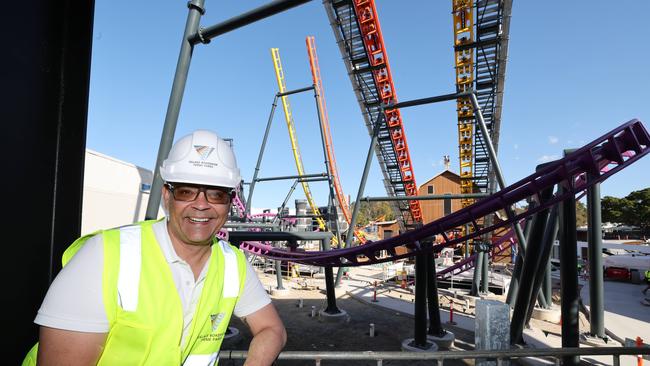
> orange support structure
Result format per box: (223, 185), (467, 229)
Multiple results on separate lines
(306, 36), (367, 244)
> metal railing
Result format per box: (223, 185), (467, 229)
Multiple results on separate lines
(220, 347), (650, 365)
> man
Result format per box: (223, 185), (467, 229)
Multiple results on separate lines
(25, 130), (286, 365)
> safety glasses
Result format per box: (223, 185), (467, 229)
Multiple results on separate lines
(165, 183), (233, 204)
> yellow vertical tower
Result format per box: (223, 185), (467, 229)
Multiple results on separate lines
(270, 48), (328, 233)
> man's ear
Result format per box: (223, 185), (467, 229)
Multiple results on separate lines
(161, 185), (170, 214)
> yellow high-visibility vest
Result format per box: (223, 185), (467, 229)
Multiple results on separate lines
(24, 219), (246, 365)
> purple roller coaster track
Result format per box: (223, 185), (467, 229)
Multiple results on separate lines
(239, 119), (649, 267)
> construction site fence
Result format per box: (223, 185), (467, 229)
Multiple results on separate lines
(221, 346), (650, 365)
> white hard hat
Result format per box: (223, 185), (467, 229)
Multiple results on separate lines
(160, 130), (241, 189)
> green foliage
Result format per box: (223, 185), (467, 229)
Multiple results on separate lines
(601, 188), (650, 232)
(575, 200), (587, 227)
(351, 201), (395, 226)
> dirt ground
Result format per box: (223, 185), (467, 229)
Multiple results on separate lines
(217, 267), (581, 365)
(223, 289), (475, 366)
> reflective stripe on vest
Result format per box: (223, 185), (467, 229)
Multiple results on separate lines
(183, 352), (219, 366)
(115, 228), (239, 310)
(117, 225), (142, 311)
(219, 241), (239, 298)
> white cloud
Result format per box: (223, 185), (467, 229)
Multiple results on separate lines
(537, 154), (560, 163)
(513, 144), (519, 150)
(548, 136), (559, 144)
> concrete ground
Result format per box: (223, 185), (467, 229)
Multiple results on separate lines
(221, 264), (649, 365)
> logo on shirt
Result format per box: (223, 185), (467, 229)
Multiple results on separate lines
(210, 313), (225, 333)
(194, 145), (215, 160)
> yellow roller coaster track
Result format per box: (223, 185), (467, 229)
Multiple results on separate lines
(270, 47), (329, 234)
(453, 0), (476, 250)
(305, 36), (366, 245)
(453, 0), (475, 209)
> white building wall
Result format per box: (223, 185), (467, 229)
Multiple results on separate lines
(82, 149), (163, 235)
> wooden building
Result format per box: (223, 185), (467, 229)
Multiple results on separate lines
(417, 170), (462, 224)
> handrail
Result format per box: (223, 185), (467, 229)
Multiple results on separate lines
(221, 346), (650, 364)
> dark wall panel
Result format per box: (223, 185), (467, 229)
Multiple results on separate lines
(1, 1), (95, 363)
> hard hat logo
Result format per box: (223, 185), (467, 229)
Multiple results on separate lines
(160, 130), (241, 189)
(193, 145), (215, 160)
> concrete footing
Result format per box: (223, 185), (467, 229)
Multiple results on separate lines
(427, 331), (455, 349)
(270, 287), (291, 297)
(530, 306), (561, 324)
(401, 338), (439, 352)
(318, 308), (350, 323)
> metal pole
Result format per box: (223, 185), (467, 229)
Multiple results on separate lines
(464, 224), (470, 259)
(414, 242), (428, 347)
(336, 113), (384, 285)
(543, 258), (553, 309)
(146, 0), (205, 220)
(587, 174), (605, 338)
(511, 186), (554, 345)
(481, 248), (489, 294)
(271, 180), (299, 225)
(345, 112), (384, 247)
(469, 92), (528, 257)
(559, 183), (580, 366)
(256, 173), (328, 182)
(524, 205), (560, 325)
(322, 238), (340, 314)
(506, 208), (535, 305)
(312, 86), (342, 245)
(360, 193), (489, 201)
(188, 0), (313, 45)
(471, 246), (484, 296)
(426, 242), (445, 337)
(246, 96), (278, 216)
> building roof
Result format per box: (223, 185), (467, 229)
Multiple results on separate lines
(417, 169), (460, 190)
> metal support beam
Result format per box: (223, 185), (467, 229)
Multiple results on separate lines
(414, 243), (428, 347)
(511, 185), (554, 345)
(146, 0), (204, 219)
(525, 204), (560, 325)
(507, 213), (535, 306)
(587, 174), (605, 338)
(481, 249), (489, 294)
(336, 112), (384, 286)
(471, 245), (484, 296)
(345, 112), (384, 247)
(321, 238), (340, 314)
(278, 85), (314, 97)
(426, 242), (445, 337)
(361, 193), (489, 201)
(469, 92), (528, 258)
(246, 95), (278, 216)
(188, 0), (313, 45)
(255, 173), (328, 182)
(559, 182), (580, 366)
(313, 85), (342, 245)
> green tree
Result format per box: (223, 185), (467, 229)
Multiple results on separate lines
(575, 201), (587, 227)
(623, 188), (650, 233)
(351, 201), (395, 226)
(602, 196), (624, 223)
(601, 188), (650, 234)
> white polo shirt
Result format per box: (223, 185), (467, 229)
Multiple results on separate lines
(35, 220), (270, 344)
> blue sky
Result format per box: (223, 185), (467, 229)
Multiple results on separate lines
(87, 1), (649, 211)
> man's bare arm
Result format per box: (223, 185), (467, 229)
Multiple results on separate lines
(37, 326), (107, 365)
(241, 303), (286, 366)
